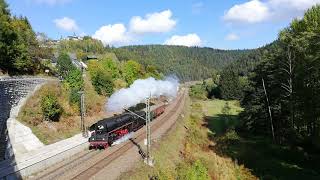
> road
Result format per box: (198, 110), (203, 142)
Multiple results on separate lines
(28, 88), (188, 180)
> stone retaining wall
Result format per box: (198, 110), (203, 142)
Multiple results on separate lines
(0, 77), (47, 161)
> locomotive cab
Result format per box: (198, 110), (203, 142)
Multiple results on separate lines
(89, 123), (109, 149)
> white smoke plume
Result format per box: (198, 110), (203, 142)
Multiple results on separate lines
(111, 132), (134, 146)
(106, 76), (179, 112)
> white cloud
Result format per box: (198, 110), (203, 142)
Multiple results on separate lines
(92, 24), (132, 46)
(225, 33), (240, 41)
(129, 10), (176, 34)
(32, 0), (72, 5)
(54, 17), (79, 32)
(224, 0), (320, 24)
(269, 0), (320, 11)
(224, 0), (270, 24)
(268, 0), (320, 19)
(164, 34), (201, 47)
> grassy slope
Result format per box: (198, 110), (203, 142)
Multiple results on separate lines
(120, 98), (256, 180)
(18, 75), (105, 144)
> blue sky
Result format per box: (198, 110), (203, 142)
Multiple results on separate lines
(6, 0), (320, 49)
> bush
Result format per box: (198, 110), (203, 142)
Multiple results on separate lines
(69, 88), (81, 108)
(113, 78), (127, 90)
(88, 59), (116, 96)
(122, 60), (144, 85)
(57, 52), (75, 77)
(189, 83), (208, 100)
(91, 69), (114, 96)
(41, 94), (62, 121)
(63, 68), (83, 110)
(177, 160), (210, 180)
(64, 68), (84, 91)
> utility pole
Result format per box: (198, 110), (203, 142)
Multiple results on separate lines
(145, 95), (153, 166)
(123, 95), (153, 166)
(79, 64), (88, 138)
(79, 91), (87, 137)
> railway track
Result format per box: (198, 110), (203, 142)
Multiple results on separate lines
(29, 89), (187, 180)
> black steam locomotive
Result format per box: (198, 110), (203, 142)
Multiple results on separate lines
(88, 105), (165, 149)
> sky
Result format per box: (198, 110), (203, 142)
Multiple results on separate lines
(6, 0), (320, 49)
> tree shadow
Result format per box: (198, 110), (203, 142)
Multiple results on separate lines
(204, 114), (320, 180)
(129, 138), (146, 160)
(204, 114), (239, 136)
(0, 81), (25, 179)
(0, 132), (22, 179)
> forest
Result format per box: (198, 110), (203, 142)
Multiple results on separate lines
(52, 41), (260, 82)
(112, 45), (258, 81)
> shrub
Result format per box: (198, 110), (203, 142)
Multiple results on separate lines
(113, 78), (127, 90)
(63, 68), (84, 110)
(225, 129), (240, 141)
(57, 52), (75, 77)
(88, 59), (116, 96)
(91, 69), (114, 96)
(122, 60), (144, 85)
(41, 94), (62, 121)
(69, 88), (81, 108)
(64, 68), (84, 91)
(177, 160), (210, 180)
(189, 84), (207, 100)
(100, 58), (120, 79)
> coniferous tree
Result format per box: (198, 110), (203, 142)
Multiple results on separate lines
(218, 66), (243, 100)
(57, 52), (75, 78)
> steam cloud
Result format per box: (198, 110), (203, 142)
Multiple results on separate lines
(106, 76), (179, 112)
(111, 132), (134, 146)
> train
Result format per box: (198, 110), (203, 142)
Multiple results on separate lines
(88, 104), (166, 149)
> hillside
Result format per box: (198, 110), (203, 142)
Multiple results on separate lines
(112, 45), (258, 81)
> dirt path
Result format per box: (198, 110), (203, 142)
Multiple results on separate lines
(29, 88), (187, 180)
